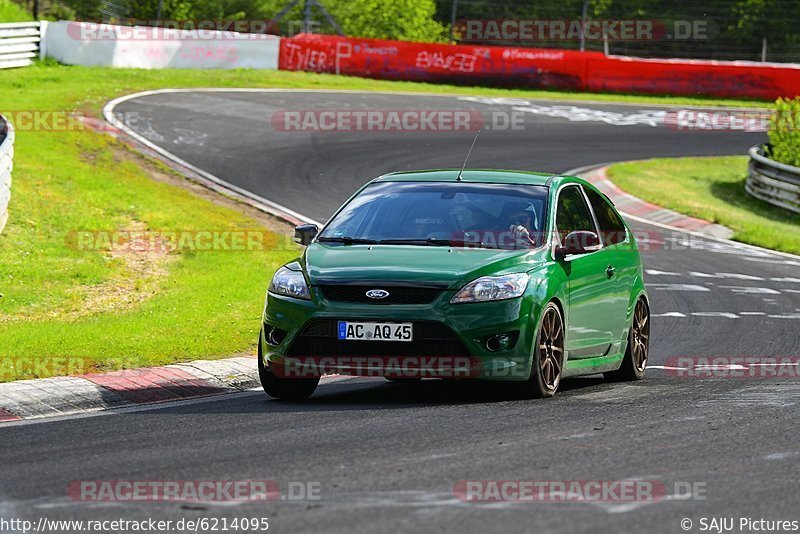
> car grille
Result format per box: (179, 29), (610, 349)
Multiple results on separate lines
(286, 319), (473, 358)
(317, 284), (445, 304)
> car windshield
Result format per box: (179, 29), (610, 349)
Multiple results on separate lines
(318, 181), (549, 249)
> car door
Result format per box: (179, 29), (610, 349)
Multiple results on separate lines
(555, 185), (616, 359)
(583, 186), (637, 352)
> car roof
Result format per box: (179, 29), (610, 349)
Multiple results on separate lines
(373, 169), (571, 186)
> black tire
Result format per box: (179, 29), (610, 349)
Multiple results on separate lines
(605, 298), (650, 382)
(510, 302), (565, 399)
(258, 331), (319, 400)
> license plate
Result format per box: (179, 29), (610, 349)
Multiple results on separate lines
(337, 321), (413, 342)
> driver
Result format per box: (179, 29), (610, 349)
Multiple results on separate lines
(507, 206), (538, 248)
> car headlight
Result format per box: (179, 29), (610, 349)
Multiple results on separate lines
(451, 273), (530, 304)
(269, 266), (311, 300)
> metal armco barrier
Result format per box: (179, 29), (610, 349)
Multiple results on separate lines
(0, 21), (41, 69)
(0, 115), (13, 234)
(747, 145), (800, 215)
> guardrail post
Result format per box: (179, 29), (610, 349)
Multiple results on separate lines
(39, 20), (47, 60)
(0, 115), (14, 235)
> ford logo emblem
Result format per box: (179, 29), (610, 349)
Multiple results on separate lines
(366, 289), (390, 299)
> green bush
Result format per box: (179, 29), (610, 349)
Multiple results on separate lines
(0, 0), (32, 22)
(768, 97), (800, 168)
(325, 0), (446, 43)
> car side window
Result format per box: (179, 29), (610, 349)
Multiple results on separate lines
(555, 186), (597, 243)
(584, 187), (627, 246)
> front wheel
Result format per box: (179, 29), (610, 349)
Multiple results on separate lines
(605, 297), (649, 382)
(510, 302), (565, 398)
(258, 332), (319, 400)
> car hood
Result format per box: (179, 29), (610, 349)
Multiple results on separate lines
(304, 243), (546, 289)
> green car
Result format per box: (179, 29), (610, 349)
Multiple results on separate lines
(259, 170), (650, 400)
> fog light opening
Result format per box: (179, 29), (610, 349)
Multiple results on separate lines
(266, 327), (287, 346)
(486, 333), (511, 352)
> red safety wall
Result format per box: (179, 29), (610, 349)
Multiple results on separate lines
(586, 55), (800, 100)
(279, 34), (800, 100)
(279, 34), (599, 91)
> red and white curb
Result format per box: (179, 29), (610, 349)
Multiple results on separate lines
(577, 165), (734, 239)
(0, 356), (262, 423)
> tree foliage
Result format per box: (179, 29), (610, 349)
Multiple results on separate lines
(61, 0), (445, 42)
(769, 97), (800, 168)
(48, 0), (800, 55)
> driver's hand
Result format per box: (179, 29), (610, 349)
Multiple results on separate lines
(509, 224), (535, 247)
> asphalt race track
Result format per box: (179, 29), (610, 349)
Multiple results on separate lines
(2, 91), (799, 533)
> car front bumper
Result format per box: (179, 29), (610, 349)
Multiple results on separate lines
(261, 289), (543, 381)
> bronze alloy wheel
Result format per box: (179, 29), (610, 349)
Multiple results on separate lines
(630, 298), (650, 373)
(537, 303), (565, 395)
(605, 297), (650, 382)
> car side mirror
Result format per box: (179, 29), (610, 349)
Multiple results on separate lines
(294, 224), (319, 246)
(555, 231), (601, 260)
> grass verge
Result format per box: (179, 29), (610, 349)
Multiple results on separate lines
(607, 156), (800, 255)
(12, 61), (775, 115)
(0, 62), (776, 382)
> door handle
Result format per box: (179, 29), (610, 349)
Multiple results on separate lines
(606, 265), (616, 279)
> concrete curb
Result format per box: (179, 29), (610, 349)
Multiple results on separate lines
(572, 164), (735, 240)
(0, 355), (262, 423)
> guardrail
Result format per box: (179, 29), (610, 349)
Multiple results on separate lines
(747, 144), (800, 214)
(0, 21), (41, 69)
(0, 115), (13, 234)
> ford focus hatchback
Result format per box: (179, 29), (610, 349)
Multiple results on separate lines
(258, 170), (649, 400)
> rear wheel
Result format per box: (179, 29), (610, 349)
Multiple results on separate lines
(605, 297), (649, 381)
(258, 331), (319, 400)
